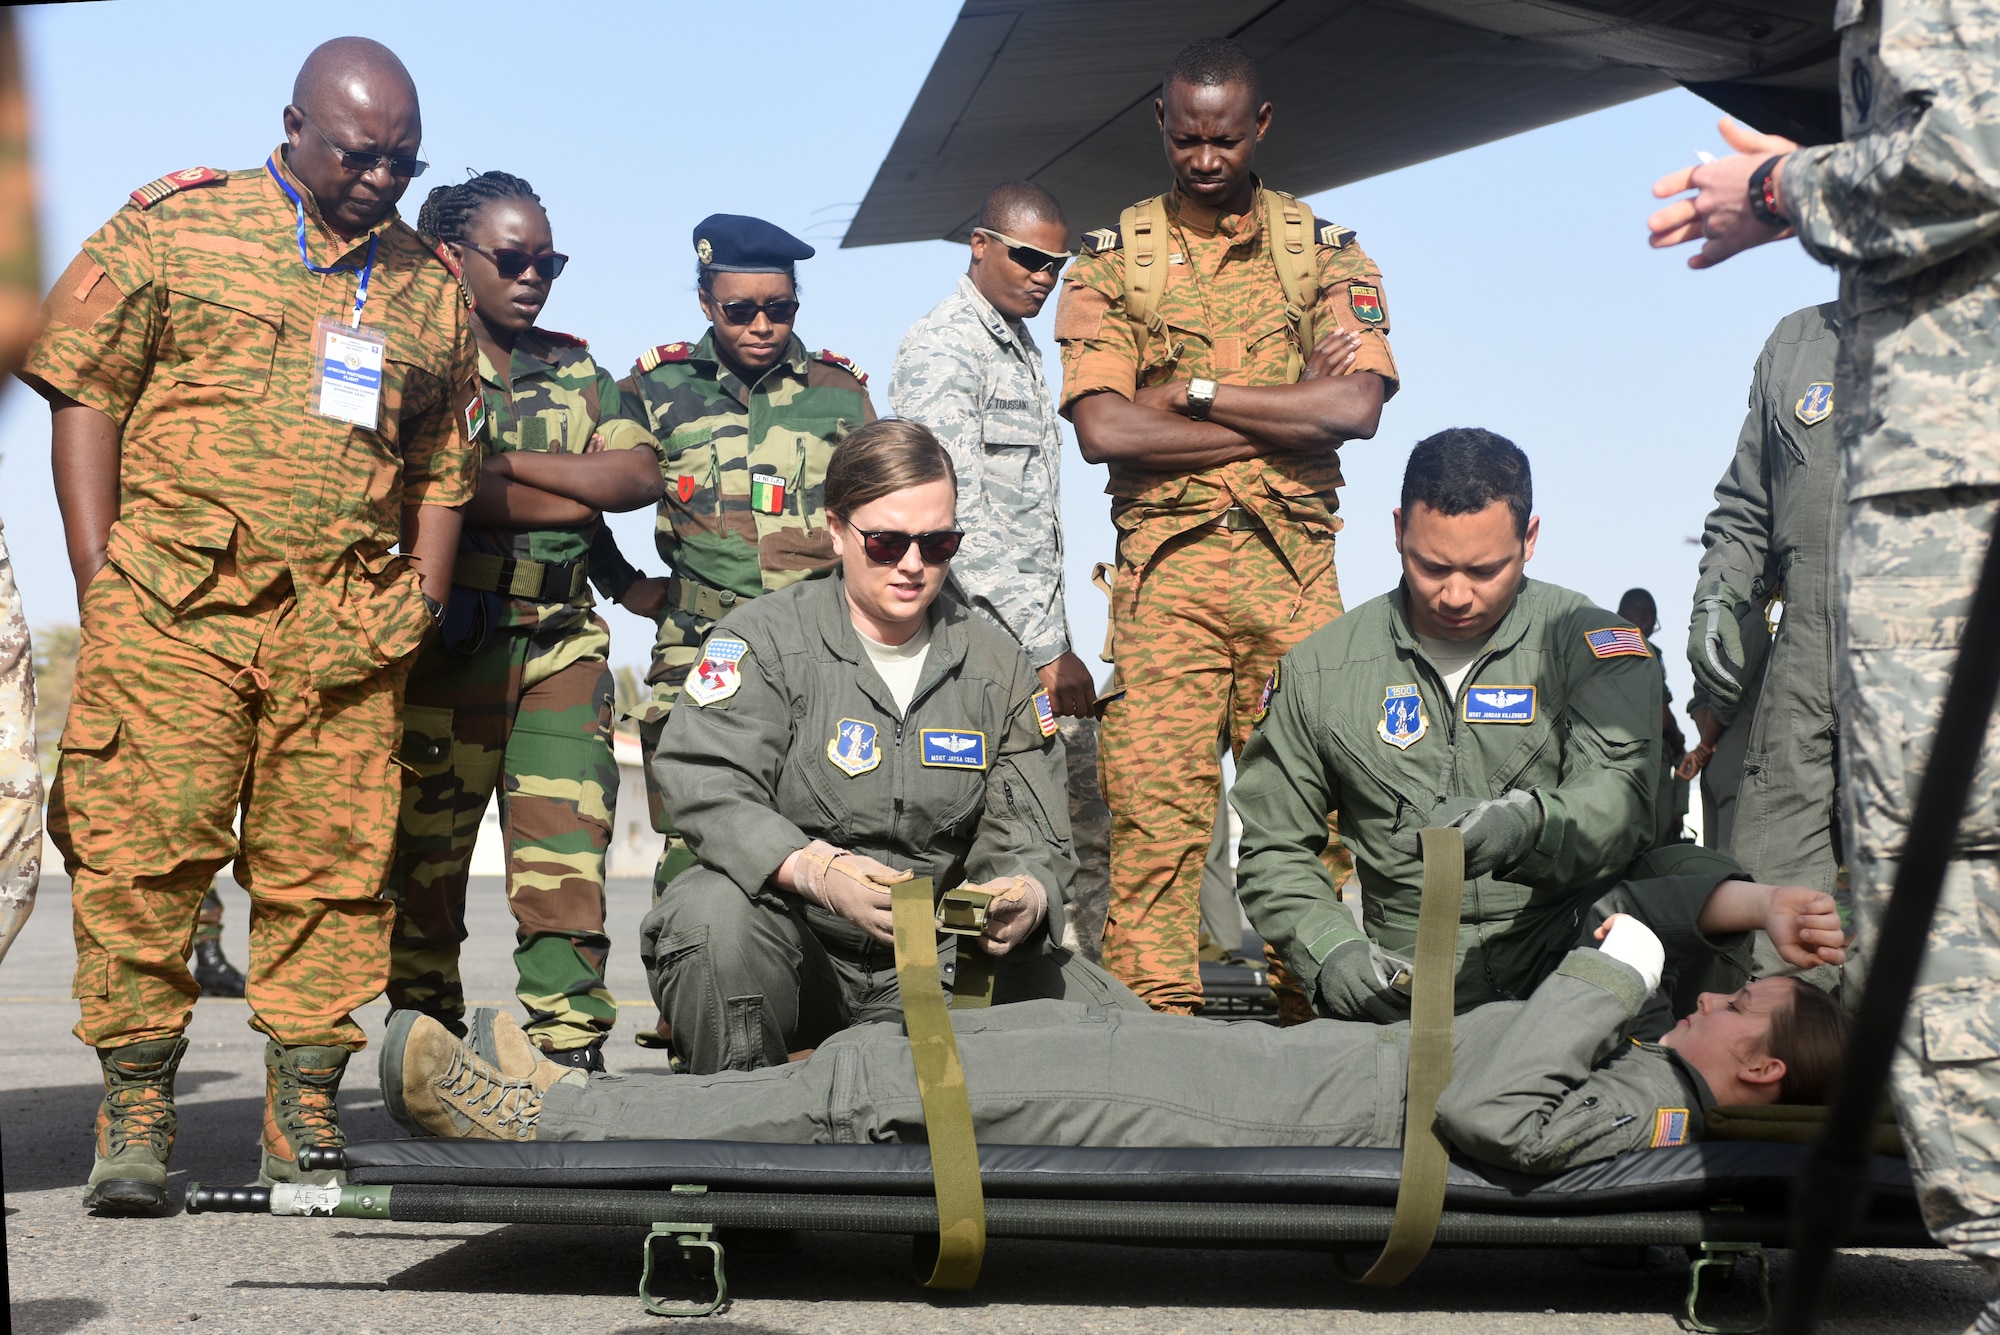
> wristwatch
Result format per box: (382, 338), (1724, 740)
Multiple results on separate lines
(422, 591), (445, 627)
(1747, 154), (1788, 228)
(1185, 377), (1218, 421)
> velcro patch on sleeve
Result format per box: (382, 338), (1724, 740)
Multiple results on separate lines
(684, 637), (749, 706)
(1651, 1108), (1690, 1148)
(1033, 691), (1058, 737)
(1585, 627), (1653, 659)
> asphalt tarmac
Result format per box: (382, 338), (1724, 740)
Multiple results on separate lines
(4, 877), (1990, 1334)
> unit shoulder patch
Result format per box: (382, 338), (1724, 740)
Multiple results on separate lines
(1314, 218), (1357, 250)
(1083, 225), (1123, 255)
(1378, 683), (1428, 750)
(684, 636), (750, 706)
(827, 718), (883, 777)
(130, 166), (228, 210)
(638, 341), (694, 374)
(812, 348), (868, 386)
(1584, 627), (1653, 660)
(1349, 284), (1386, 324)
(536, 328), (588, 349)
(1795, 381), (1834, 425)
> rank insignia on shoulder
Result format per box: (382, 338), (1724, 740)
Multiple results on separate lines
(1795, 381), (1834, 425)
(1315, 219), (1356, 250)
(1349, 284), (1385, 324)
(430, 240), (464, 278)
(1585, 627), (1653, 660)
(638, 342), (692, 373)
(685, 636), (749, 706)
(921, 728), (988, 769)
(827, 718), (882, 776)
(129, 166), (227, 210)
(1083, 226), (1122, 255)
(1253, 665), (1280, 725)
(1033, 691), (1058, 738)
(1378, 684), (1427, 750)
(1462, 685), (1536, 724)
(1651, 1108), (1690, 1148)
(536, 328), (587, 348)
(813, 348), (868, 385)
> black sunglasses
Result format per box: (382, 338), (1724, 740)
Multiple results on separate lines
(852, 527), (964, 565)
(464, 243), (569, 280)
(300, 110), (428, 179)
(974, 227), (1071, 275)
(713, 297), (800, 326)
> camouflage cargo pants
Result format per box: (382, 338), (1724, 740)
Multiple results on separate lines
(0, 518), (39, 964)
(1841, 489), (2000, 1262)
(1098, 523), (1350, 1014)
(635, 604), (714, 900)
(52, 570), (407, 1050)
(1056, 715), (1112, 960)
(385, 617), (619, 1051)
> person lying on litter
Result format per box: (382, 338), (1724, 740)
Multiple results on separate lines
(379, 874), (1850, 1176)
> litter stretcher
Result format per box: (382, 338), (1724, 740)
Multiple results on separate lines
(188, 844), (1922, 1330)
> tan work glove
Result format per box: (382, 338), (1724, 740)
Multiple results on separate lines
(791, 839), (911, 944)
(963, 874), (1048, 957)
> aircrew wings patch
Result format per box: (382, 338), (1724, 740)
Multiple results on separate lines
(638, 342), (693, 373)
(1083, 226), (1122, 255)
(129, 166), (227, 210)
(1315, 219), (1356, 250)
(812, 348), (868, 385)
(1585, 627), (1653, 659)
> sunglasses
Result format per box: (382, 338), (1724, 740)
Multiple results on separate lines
(300, 111), (428, 179)
(852, 527), (964, 565)
(974, 227), (1071, 275)
(713, 297), (800, 326)
(464, 243), (570, 280)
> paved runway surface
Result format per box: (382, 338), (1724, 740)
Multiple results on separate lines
(4, 877), (1990, 1333)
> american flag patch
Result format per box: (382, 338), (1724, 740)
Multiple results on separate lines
(1651, 1107), (1690, 1148)
(1585, 627), (1653, 659)
(1033, 690), (1058, 737)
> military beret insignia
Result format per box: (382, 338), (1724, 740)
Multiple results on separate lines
(1349, 285), (1386, 324)
(129, 166), (227, 210)
(695, 237), (714, 265)
(1795, 382), (1833, 425)
(813, 349), (868, 385)
(1315, 219), (1356, 250)
(639, 342), (693, 373)
(1083, 226), (1123, 255)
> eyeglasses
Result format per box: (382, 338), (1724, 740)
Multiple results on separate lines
(851, 527), (964, 565)
(463, 243), (569, 280)
(712, 297), (800, 326)
(973, 227), (1071, 275)
(300, 110), (428, 179)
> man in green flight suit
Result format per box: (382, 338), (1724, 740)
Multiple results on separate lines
(591, 215), (875, 912)
(1236, 428), (1663, 1022)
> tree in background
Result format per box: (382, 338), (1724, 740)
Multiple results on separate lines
(31, 622), (75, 774)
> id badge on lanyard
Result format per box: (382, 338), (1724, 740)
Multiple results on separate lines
(314, 318), (387, 427)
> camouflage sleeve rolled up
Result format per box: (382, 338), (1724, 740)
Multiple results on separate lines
(1779, 0), (2000, 277)
(1696, 339), (1778, 600)
(589, 364), (658, 456)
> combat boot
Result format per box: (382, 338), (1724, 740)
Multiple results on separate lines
(257, 1040), (350, 1186)
(83, 1036), (188, 1217)
(381, 1009), (578, 1141)
(189, 938), (246, 998)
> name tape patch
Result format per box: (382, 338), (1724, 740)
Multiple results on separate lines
(921, 729), (988, 769)
(1462, 685), (1537, 724)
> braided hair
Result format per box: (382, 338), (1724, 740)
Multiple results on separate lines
(415, 170), (541, 246)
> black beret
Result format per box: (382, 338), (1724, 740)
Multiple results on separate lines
(692, 214), (815, 273)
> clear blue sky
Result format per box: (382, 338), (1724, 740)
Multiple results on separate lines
(6, 1), (1833, 717)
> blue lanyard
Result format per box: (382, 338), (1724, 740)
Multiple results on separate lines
(265, 155), (377, 328)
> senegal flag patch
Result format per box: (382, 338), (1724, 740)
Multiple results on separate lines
(1349, 284), (1385, 324)
(750, 470), (785, 514)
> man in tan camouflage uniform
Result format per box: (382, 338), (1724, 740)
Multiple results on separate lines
(1649, 6), (2000, 1309)
(19, 38), (477, 1214)
(1055, 38), (1396, 1012)
(889, 181), (1116, 956)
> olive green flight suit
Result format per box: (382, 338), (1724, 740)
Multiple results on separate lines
(643, 571), (1144, 1072)
(1234, 579), (1661, 1017)
(546, 872), (1733, 1175)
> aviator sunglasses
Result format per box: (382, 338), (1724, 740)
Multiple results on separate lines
(299, 111), (428, 179)
(851, 527), (965, 565)
(713, 297), (801, 326)
(463, 243), (570, 281)
(973, 227), (1072, 275)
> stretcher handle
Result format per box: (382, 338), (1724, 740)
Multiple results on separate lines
(891, 875), (987, 1290)
(1350, 825), (1463, 1286)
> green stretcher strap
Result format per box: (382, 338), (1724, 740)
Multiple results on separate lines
(939, 886), (998, 1010)
(1356, 826), (1464, 1287)
(890, 875), (987, 1289)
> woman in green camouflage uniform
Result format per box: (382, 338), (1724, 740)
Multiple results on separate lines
(384, 173), (661, 1071)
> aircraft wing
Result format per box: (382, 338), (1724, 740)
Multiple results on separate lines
(843, 0), (1838, 248)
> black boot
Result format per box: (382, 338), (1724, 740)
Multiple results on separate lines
(191, 938), (246, 998)
(540, 1042), (606, 1074)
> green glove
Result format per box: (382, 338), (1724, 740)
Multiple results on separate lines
(1444, 788), (1545, 880)
(1688, 579), (1750, 707)
(1314, 936), (1411, 1023)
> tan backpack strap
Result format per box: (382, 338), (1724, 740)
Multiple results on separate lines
(1263, 188), (1315, 378)
(1120, 197), (1170, 369)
